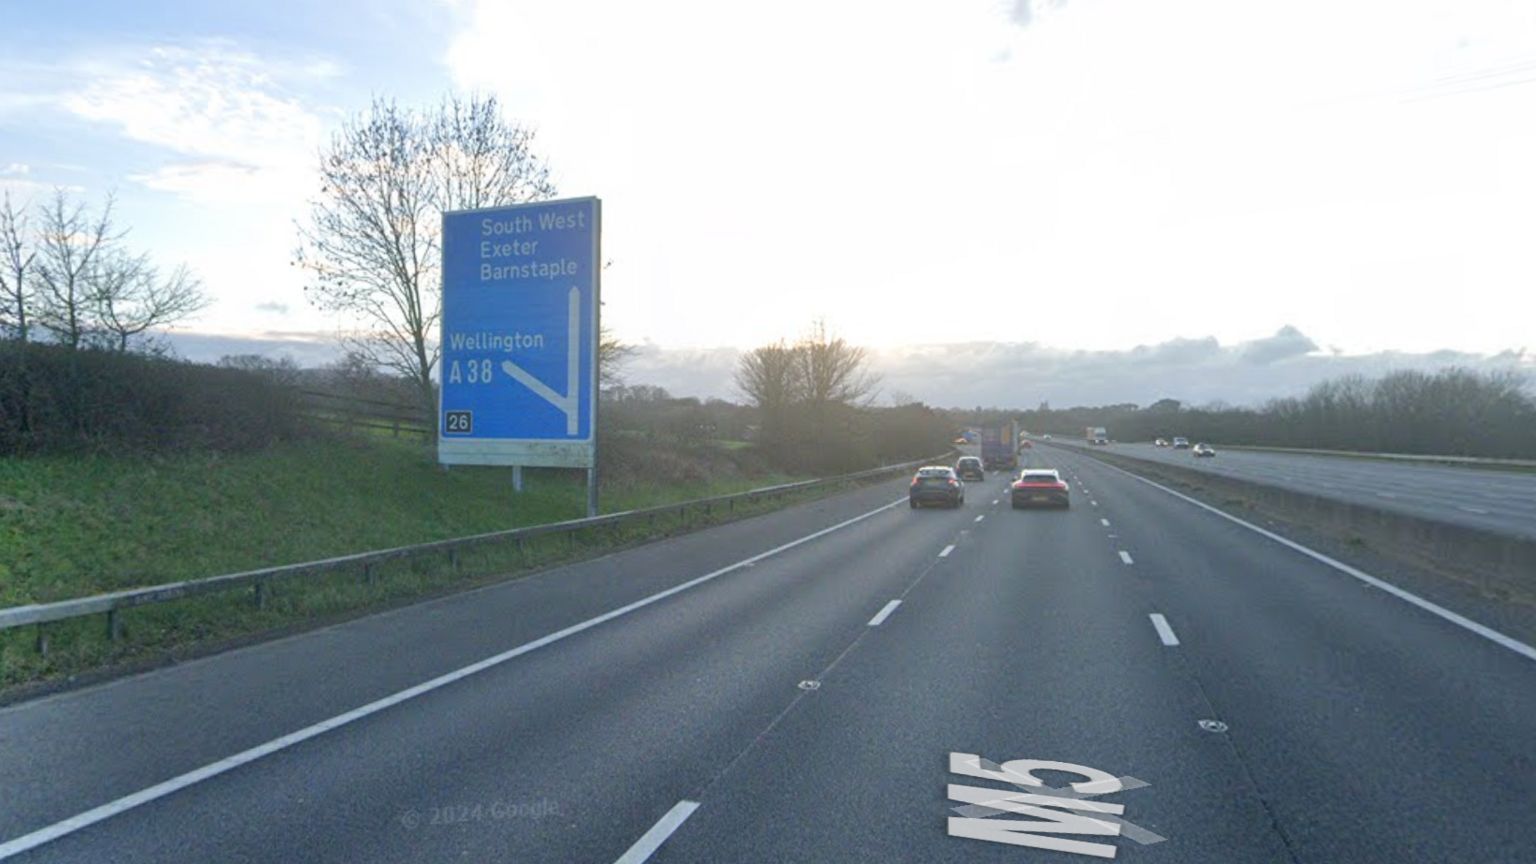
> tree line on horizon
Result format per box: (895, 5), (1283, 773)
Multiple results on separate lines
(1005, 367), (1536, 459)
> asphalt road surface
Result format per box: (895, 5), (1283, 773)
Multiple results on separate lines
(1051, 440), (1536, 541)
(2, 449), (1533, 863)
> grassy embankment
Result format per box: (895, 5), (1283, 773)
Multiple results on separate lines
(0, 434), (809, 691)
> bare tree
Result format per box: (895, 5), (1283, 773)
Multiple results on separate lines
(0, 191), (35, 340)
(31, 189), (117, 348)
(599, 326), (635, 389)
(296, 94), (557, 417)
(794, 320), (880, 408)
(735, 340), (800, 416)
(94, 252), (209, 352)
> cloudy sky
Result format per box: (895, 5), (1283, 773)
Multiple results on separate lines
(3, 0), (1534, 406)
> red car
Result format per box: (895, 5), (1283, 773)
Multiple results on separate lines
(1011, 469), (1071, 509)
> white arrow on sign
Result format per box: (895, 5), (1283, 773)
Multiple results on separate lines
(501, 285), (582, 435)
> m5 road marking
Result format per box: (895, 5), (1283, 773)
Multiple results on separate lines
(0, 496), (910, 861)
(947, 753), (1164, 858)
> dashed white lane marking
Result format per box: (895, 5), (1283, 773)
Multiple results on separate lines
(1119, 551), (1134, 565)
(1099, 463), (1536, 665)
(974, 515), (985, 523)
(1091, 501), (1099, 508)
(940, 544), (956, 558)
(0, 496), (909, 862)
(614, 800), (701, 864)
(1100, 518), (1110, 527)
(991, 499), (999, 506)
(867, 599), (903, 627)
(1149, 614), (1180, 646)
(1457, 505), (1490, 515)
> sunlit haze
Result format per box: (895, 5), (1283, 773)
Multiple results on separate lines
(4, 0), (1535, 403)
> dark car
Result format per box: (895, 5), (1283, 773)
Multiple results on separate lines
(910, 466), (965, 509)
(1192, 442), (1216, 457)
(1011, 469), (1071, 509)
(954, 456), (984, 481)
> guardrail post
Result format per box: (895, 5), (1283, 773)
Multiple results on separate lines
(516, 537), (526, 563)
(728, 498), (735, 515)
(449, 549), (460, 574)
(35, 624), (48, 657)
(107, 609), (122, 642)
(363, 563), (374, 585)
(568, 530), (577, 552)
(254, 580), (267, 609)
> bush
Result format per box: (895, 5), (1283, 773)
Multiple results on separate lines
(0, 342), (311, 455)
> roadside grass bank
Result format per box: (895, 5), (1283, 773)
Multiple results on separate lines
(1, 434), (858, 695)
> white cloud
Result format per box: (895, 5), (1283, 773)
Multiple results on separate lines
(1, 163), (28, 176)
(61, 42), (327, 204)
(444, 0), (1536, 358)
(128, 160), (269, 204)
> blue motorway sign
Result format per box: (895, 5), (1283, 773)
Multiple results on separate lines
(437, 197), (599, 467)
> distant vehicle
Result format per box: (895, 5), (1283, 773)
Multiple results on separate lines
(1172, 437), (1191, 449)
(1154, 438), (1169, 447)
(1019, 439), (1032, 449)
(1192, 442), (1216, 457)
(981, 423), (1020, 471)
(954, 456), (985, 481)
(1011, 469), (1071, 509)
(1043, 434), (1052, 441)
(910, 466), (965, 509)
(952, 437), (969, 446)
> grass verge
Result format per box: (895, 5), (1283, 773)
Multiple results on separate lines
(1, 433), (857, 695)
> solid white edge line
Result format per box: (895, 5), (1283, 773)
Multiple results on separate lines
(0, 498), (907, 861)
(1118, 551), (1134, 565)
(1100, 462), (1536, 664)
(939, 544), (955, 558)
(867, 599), (903, 627)
(1149, 613), (1180, 646)
(614, 800), (700, 864)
